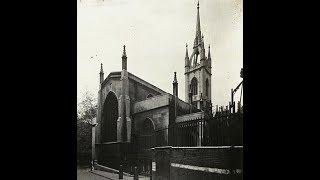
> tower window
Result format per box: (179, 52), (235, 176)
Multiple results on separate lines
(190, 77), (198, 95)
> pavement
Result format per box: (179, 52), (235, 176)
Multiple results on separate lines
(77, 168), (150, 180)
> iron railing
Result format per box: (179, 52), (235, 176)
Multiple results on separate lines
(135, 112), (243, 150)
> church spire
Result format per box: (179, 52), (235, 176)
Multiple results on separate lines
(185, 43), (189, 58)
(99, 63), (104, 84)
(122, 45), (127, 58)
(173, 72), (177, 83)
(100, 63), (104, 73)
(122, 45), (127, 70)
(173, 72), (178, 97)
(185, 43), (190, 68)
(208, 44), (211, 59)
(190, 1), (205, 64)
(194, 1), (202, 48)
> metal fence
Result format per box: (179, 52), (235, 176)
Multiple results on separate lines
(135, 112), (243, 149)
(124, 111), (243, 177)
(205, 112), (243, 146)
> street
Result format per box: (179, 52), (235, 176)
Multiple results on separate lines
(77, 168), (108, 180)
(77, 168), (150, 180)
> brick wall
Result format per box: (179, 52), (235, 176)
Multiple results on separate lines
(151, 146), (243, 180)
(133, 106), (169, 131)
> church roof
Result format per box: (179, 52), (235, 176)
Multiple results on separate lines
(101, 71), (167, 95)
(127, 72), (167, 94)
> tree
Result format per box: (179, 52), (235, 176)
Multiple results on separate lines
(77, 91), (97, 123)
(77, 91), (97, 167)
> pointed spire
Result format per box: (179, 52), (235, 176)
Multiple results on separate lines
(208, 44), (211, 59)
(122, 45), (127, 70)
(185, 43), (190, 68)
(195, 1), (201, 46)
(185, 43), (189, 58)
(100, 63), (104, 74)
(99, 63), (104, 84)
(173, 72), (177, 83)
(122, 45), (127, 58)
(173, 72), (178, 97)
(191, 0), (205, 62)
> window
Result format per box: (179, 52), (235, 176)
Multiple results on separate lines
(101, 92), (118, 142)
(190, 77), (198, 95)
(142, 118), (155, 149)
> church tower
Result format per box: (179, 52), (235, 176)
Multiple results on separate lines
(185, 1), (212, 110)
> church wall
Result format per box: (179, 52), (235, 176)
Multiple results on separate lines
(129, 79), (162, 103)
(201, 69), (211, 101)
(101, 79), (122, 104)
(133, 107), (169, 131)
(133, 107), (170, 146)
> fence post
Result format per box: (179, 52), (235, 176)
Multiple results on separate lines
(119, 164), (123, 179)
(150, 160), (153, 180)
(134, 166), (138, 180)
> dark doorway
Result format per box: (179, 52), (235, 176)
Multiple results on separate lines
(101, 92), (118, 142)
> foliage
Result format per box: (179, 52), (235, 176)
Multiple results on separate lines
(77, 91), (97, 166)
(77, 91), (97, 124)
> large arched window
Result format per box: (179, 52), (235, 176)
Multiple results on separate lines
(190, 77), (198, 95)
(101, 92), (118, 142)
(205, 79), (209, 97)
(141, 118), (155, 149)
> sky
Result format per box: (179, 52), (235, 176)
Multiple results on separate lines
(77, 0), (243, 109)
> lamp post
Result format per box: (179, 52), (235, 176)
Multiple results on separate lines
(230, 68), (243, 113)
(90, 117), (97, 171)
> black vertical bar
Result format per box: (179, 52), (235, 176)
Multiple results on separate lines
(119, 165), (123, 179)
(200, 119), (202, 146)
(150, 159), (152, 180)
(134, 166), (138, 180)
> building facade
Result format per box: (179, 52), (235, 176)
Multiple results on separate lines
(93, 3), (242, 178)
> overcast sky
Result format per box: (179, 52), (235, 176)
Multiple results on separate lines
(77, 0), (243, 109)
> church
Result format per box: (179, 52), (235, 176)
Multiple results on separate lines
(93, 2), (242, 179)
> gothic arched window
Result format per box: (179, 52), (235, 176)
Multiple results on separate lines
(190, 77), (198, 95)
(142, 118), (155, 149)
(206, 79), (209, 97)
(101, 91), (118, 143)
